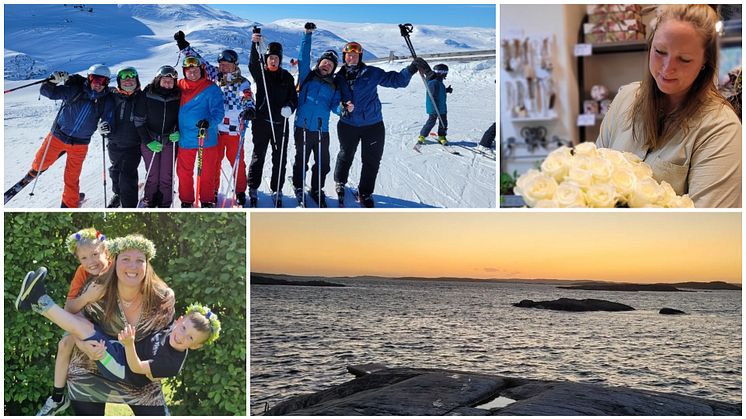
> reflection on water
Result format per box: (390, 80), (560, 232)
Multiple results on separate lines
(250, 279), (742, 409)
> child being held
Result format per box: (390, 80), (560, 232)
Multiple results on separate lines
(34, 228), (111, 416)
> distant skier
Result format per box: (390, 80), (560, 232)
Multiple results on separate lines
(247, 30), (298, 208)
(333, 41), (431, 208)
(477, 122), (496, 155)
(175, 31), (256, 206)
(291, 22), (344, 208)
(417, 63), (452, 146)
(106, 66), (145, 208)
(22, 64), (114, 208)
(134, 65), (182, 208)
(172, 34), (225, 208)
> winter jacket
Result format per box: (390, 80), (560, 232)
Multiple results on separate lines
(134, 83), (181, 144)
(108, 88), (145, 148)
(425, 77), (447, 115)
(182, 46), (255, 134)
(177, 77), (224, 149)
(249, 42), (298, 125)
(294, 32), (341, 132)
(335, 63), (415, 127)
(40, 75), (114, 145)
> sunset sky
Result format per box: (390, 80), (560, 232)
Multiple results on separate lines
(251, 212), (741, 284)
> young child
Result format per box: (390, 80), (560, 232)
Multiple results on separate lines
(36, 228), (110, 416)
(417, 63), (452, 146)
(15, 264), (221, 388)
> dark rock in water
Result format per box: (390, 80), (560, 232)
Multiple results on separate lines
(659, 307), (686, 315)
(251, 274), (345, 287)
(513, 298), (635, 312)
(265, 366), (741, 416)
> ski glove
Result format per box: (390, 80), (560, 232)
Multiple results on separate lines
(196, 120), (209, 129)
(240, 108), (256, 121)
(446, 85), (453, 94)
(174, 31), (190, 51)
(410, 57), (431, 75)
(305, 22), (316, 31)
(97, 121), (111, 135)
(168, 131), (180, 142)
(280, 106), (293, 118)
(50, 71), (69, 85)
(147, 140), (163, 153)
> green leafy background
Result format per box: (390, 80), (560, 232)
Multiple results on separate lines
(4, 212), (246, 415)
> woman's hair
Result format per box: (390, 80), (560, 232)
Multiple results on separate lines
(100, 255), (171, 325)
(629, 4), (730, 149)
(185, 303), (221, 345)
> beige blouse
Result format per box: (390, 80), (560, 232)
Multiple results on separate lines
(596, 82), (742, 208)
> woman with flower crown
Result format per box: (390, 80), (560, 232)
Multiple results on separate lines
(597, 4), (741, 208)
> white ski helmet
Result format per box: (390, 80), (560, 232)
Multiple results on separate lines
(87, 64), (111, 79)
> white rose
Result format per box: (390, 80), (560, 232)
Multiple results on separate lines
(585, 183), (617, 208)
(631, 162), (653, 180)
(566, 166), (593, 188)
(571, 155), (592, 171)
(657, 181), (677, 207)
(541, 147), (572, 181)
(534, 199), (559, 208)
(589, 156), (614, 183)
(668, 194), (695, 208)
(554, 181), (587, 207)
(623, 151), (642, 164)
(574, 142), (598, 157)
(515, 172), (558, 207)
(610, 166), (637, 202)
(598, 147), (631, 170)
(514, 169), (541, 197)
(628, 177), (664, 207)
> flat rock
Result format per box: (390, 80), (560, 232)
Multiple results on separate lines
(513, 298), (635, 312)
(659, 307), (686, 315)
(265, 366), (741, 416)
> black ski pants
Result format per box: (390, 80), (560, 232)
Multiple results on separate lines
(479, 122), (496, 148)
(107, 142), (141, 208)
(248, 119), (290, 193)
(292, 127), (330, 194)
(334, 121), (385, 197)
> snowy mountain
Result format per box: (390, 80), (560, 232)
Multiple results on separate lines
(4, 3), (496, 208)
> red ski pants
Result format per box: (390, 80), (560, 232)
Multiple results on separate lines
(31, 133), (88, 208)
(176, 146), (220, 206)
(214, 131), (248, 195)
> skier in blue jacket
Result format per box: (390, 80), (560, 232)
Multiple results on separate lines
(417, 63), (452, 146)
(292, 22), (343, 208)
(333, 41), (431, 207)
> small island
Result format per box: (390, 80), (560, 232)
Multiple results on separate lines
(558, 281), (741, 292)
(251, 273), (345, 287)
(513, 298), (635, 312)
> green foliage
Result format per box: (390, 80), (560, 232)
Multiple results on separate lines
(4, 213), (246, 415)
(500, 170), (520, 195)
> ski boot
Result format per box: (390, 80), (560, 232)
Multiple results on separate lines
(180, 202), (193, 208)
(358, 193), (375, 208)
(417, 135), (426, 144)
(272, 191), (283, 208)
(310, 190), (328, 208)
(107, 194), (121, 208)
(201, 202), (215, 208)
(248, 188), (258, 208)
(437, 136), (448, 146)
(236, 192), (246, 207)
(335, 183), (346, 208)
(294, 187), (305, 207)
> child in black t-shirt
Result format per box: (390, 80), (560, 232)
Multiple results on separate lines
(15, 266), (221, 386)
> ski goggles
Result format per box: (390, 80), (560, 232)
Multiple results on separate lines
(88, 74), (110, 85)
(182, 56), (201, 68)
(117, 68), (138, 80)
(342, 42), (363, 54)
(157, 66), (178, 79)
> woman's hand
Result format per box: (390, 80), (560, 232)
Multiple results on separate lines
(118, 324), (137, 346)
(76, 339), (106, 361)
(82, 282), (105, 305)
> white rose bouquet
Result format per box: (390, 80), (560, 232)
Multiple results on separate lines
(514, 143), (695, 208)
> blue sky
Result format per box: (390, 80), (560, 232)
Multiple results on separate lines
(215, 4), (496, 28)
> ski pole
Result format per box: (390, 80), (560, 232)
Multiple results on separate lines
(4, 77), (51, 94)
(102, 134), (108, 206)
(302, 120), (307, 208)
(223, 124), (247, 207)
(195, 127), (206, 208)
(28, 134), (55, 197)
(253, 26), (279, 152)
(399, 23), (446, 133)
(274, 117), (288, 208)
(171, 139), (177, 208)
(317, 117), (323, 207)
(138, 145), (158, 206)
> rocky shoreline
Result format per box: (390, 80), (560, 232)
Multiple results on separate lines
(264, 364), (741, 416)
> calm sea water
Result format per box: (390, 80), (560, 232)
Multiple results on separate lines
(250, 278), (741, 411)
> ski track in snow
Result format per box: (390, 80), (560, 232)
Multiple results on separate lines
(5, 13), (496, 208)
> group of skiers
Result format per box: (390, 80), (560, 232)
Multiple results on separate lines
(21, 22), (447, 208)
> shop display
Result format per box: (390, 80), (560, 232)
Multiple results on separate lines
(584, 4), (646, 44)
(501, 36), (556, 119)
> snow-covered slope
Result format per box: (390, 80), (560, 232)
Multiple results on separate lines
(4, 4), (496, 208)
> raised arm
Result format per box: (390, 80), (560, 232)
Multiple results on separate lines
(119, 324), (155, 380)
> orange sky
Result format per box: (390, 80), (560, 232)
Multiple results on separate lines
(250, 212), (742, 284)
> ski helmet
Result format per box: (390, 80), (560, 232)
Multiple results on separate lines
(87, 64), (111, 79)
(116, 66), (140, 90)
(317, 49), (339, 73)
(264, 42), (283, 64)
(182, 56), (203, 78)
(433, 64), (449, 77)
(156, 65), (178, 79)
(218, 49), (239, 64)
(342, 42), (363, 60)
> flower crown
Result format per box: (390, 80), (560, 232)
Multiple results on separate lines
(185, 302), (221, 345)
(107, 234), (156, 260)
(66, 228), (106, 255)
